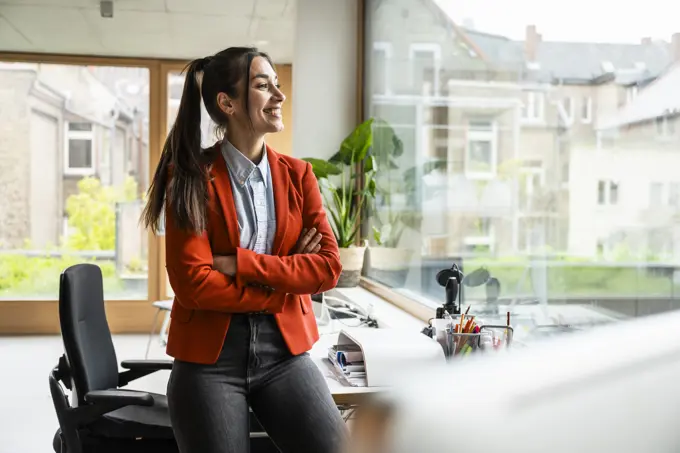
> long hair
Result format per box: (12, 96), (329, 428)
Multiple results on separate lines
(141, 47), (274, 234)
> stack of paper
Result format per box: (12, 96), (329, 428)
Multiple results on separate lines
(326, 344), (367, 387)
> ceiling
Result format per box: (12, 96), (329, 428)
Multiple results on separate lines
(0, 0), (296, 63)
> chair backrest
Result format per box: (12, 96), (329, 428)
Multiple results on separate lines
(59, 263), (119, 404)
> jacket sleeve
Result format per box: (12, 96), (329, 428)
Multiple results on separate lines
(235, 162), (343, 295)
(164, 204), (287, 313)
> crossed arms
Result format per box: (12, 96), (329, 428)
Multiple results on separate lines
(165, 162), (342, 313)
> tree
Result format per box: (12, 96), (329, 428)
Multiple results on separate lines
(64, 176), (138, 251)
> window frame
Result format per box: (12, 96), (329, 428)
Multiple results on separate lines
(372, 41), (392, 96)
(408, 43), (441, 96)
(581, 96), (592, 124)
(0, 51), (186, 335)
(63, 121), (96, 176)
(464, 119), (498, 180)
(521, 90), (545, 123)
(597, 179), (619, 206)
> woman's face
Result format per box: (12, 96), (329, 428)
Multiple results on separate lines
(219, 56), (285, 136)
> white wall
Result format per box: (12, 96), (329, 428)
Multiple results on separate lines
(292, 0), (358, 160)
(568, 146), (680, 255)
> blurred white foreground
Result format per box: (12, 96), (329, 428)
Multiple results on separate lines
(349, 310), (680, 453)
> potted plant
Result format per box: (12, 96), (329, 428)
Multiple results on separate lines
(366, 119), (446, 287)
(303, 118), (376, 287)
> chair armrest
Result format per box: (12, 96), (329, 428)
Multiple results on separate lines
(118, 359), (173, 387)
(121, 359), (173, 371)
(84, 389), (153, 407)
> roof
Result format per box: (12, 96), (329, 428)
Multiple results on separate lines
(599, 62), (680, 128)
(429, 0), (673, 85)
(530, 41), (671, 84)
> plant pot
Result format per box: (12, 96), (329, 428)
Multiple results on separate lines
(336, 245), (367, 288)
(366, 246), (414, 288)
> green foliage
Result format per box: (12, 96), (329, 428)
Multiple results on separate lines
(464, 254), (680, 298)
(65, 176), (138, 251)
(0, 253), (121, 297)
(303, 118), (377, 248)
(370, 119), (446, 248)
(0, 176), (140, 298)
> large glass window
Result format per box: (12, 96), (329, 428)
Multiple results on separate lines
(0, 62), (150, 300)
(363, 1), (680, 328)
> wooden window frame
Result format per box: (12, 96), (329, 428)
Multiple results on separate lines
(0, 52), (187, 334)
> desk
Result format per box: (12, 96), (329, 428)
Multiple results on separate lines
(311, 332), (380, 407)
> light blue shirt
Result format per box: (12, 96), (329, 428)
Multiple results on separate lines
(220, 140), (277, 255)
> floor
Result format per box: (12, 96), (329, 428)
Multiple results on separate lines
(0, 333), (171, 453)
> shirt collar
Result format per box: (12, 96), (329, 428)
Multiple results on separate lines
(220, 140), (270, 188)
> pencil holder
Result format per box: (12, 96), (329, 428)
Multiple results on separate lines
(478, 325), (514, 351)
(442, 332), (485, 359)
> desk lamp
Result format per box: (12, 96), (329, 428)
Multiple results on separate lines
(435, 264), (490, 318)
(435, 263), (463, 318)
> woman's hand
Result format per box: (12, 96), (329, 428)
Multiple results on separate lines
(291, 227), (322, 255)
(212, 228), (320, 277)
(213, 255), (237, 276)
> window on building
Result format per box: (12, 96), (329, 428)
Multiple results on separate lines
(656, 116), (675, 137)
(650, 182), (664, 207)
(409, 43), (441, 96)
(562, 97), (574, 121)
(364, 0), (680, 335)
(0, 62), (150, 302)
(598, 180), (619, 205)
(372, 42), (391, 96)
(581, 97), (592, 123)
(465, 119), (497, 178)
(669, 183), (680, 207)
(521, 91), (545, 121)
(65, 122), (94, 175)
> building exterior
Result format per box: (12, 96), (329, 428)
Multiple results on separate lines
(366, 0), (680, 260)
(0, 62), (148, 254)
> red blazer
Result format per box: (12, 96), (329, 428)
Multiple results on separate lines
(164, 144), (342, 364)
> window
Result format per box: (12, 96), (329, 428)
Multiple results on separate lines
(649, 183), (664, 207)
(372, 42), (392, 95)
(464, 217), (495, 254)
(522, 167), (545, 211)
(409, 43), (441, 96)
(64, 122), (95, 175)
(581, 97), (592, 123)
(597, 180), (618, 205)
(465, 119), (497, 178)
(521, 91), (545, 122)
(656, 116), (675, 137)
(562, 97), (574, 122)
(669, 183), (680, 207)
(364, 0), (680, 330)
(0, 62), (150, 301)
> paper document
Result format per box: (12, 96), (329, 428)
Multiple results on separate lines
(327, 345), (367, 387)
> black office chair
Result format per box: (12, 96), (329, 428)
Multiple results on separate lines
(49, 263), (279, 453)
(49, 263), (177, 453)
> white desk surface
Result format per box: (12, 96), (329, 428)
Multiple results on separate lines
(311, 332), (379, 406)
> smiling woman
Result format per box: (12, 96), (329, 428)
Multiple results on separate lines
(142, 47), (348, 453)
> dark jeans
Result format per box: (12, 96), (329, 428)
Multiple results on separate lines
(167, 313), (348, 453)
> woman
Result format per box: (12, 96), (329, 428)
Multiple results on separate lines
(142, 47), (347, 453)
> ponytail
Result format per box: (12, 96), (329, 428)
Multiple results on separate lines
(142, 57), (213, 234)
(142, 47), (275, 234)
